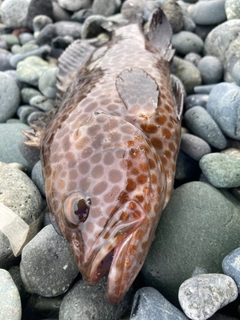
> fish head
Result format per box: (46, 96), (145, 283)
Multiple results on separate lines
(43, 111), (166, 304)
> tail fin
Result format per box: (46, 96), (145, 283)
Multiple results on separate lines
(148, 8), (175, 62)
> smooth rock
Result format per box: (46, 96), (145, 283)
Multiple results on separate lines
(232, 60), (240, 85)
(27, 110), (45, 125)
(199, 153), (240, 188)
(29, 94), (54, 111)
(163, 0), (184, 33)
(172, 31), (204, 55)
(0, 48), (14, 71)
(16, 56), (51, 86)
(32, 14), (53, 33)
(185, 94), (208, 110)
(221, 148), (240, 160)
(224, 34), (240, 82)
(31, 160), (45, 196)
(59, 277), (132, 320)
(0, 72), (20, 122)
(0, 34), (19, 49)
(222, 247), (240, 293)
(21, 87), (42, 104)
(189, 0), (226, 25)
(184, 106), (227, 149)
(52, 1), (72, 21)
(179, 274), (238, 320)
(0, 269), (22, 320)
(18, 136), (41, 168)
(175, 150), (200, 181)
(20, 224), (79, 297)
(38, 67), (58, 99)
(0, 36), (8, 50)
(0, 0), (31, 28)
(225, 0), (240, 19)
(130, 287), (188, 320)
(18, 32), (34, 45)
(180, 133), (211, 161)
(184, 52), (201, 67)
(92, 0), (121, 16)
(171, 57), (201, 94)
(194, 84), (218, 94)
(8, 265), (30, 305)
(58, 0), (92, 11)
(142, 182), (240, 306)
(197, 56), (223, 84)
(25, 0), (53, 29)
(81, 14), (110, 39)
(17, 105), (38, 124)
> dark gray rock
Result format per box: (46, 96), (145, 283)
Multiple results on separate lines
(175, 150), (200, 181)
(222, 247), (240, 293)
(130, 287), (188, 320)
(194, 84), (218, 94)
(25, 0), (53, 29)
(190, 0), (226, 25)
(20, 225), (79, 297)
(185, 94), (209, 110)
(142, 182), (240, 306)
(0, 48), (14, 71)
(184, 106), (227, 149)
(18, 136), (40, 168)
(197, 56), (223, 84)
(163, 0), (184, 33)
(180, 133), (211, 161)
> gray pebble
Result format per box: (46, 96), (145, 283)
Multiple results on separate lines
(163, 0), (184, 33)
(30, 95), (54, 111)
(0, 36), (8, 50)
(8, 265), (30, 305)
(130, 287), (188, 320)
(92, 0), (121, 17)
(224, 34), (240, 82)
(31, 160), (45, 196)
(10, 44), (51, 68)
(26, 0), (54, 30)
(20, 224), (79, 297)
(185, 94), (209, 110)
(18, 136), (40, 168)
(142, 182), (240, 306)
(222, 247), (240, 293)
(58, 0), (92, 12)
(194, 84), (218, 94)
(197, 56), (223, 84)
(59, 277), (132, 320)
(184, 52), (201, 67)
(199, 153), (240, 188)
(52, 1), (72, 21)
(0, 34), (19, 49)
(21, 87), (42, 104)
(232, 60), (240, 85)
(32, 14), (53, 33)
(19, 32), (34, 45)
(171, 57), (201, 94)
(172, 31), (204, 55)
(0, 72), (20, 122)
(81, 14), (110, 39)
(38, 67), (58, 99)
(189, 0), (226, 25)
(179, 274), (238, 320)
(180, 133), (211, 161)
(0, 0), (30, 28)
(184, 106), (227, 149)
(195, 24), (216, 41)
(225, 0), (240, 19)
(17, 105), (39, 124)
(16, 56), (52, 87)
(27, 110), (45, 125)
(0, 269), (21, 320)
(0, 48), (14, 71)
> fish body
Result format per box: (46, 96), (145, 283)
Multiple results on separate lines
(40, 9), (183, 304)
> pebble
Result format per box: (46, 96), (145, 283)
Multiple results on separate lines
(0, 269), (22, 320)
(189, 0), (227, 26)
(142, 182), (240, 306)
(225, 34), (240, 82)
(221, 148), (240, 160)
(16, 56), (52, 86)
(0, 161), (43, 268)
(197, 56), (223, 84)
(199, 153), (240, 188)
(52, 1), (72, 21)
(222, 247), (240, 293)
(17, 105), (38, 124)
(32, 15), (53, 33)
(18, 136), (41, 168)
(29, 95), (54, 111)
(0, 0), (31, 28)
(10, 44), (51, 68)
(184, 52), (201, 67)
(38, 66), (58, 99)
(185, 94), (208, 110)
(183, 106), (227, 149)
(172, 31), (204, 56)
(58, 0), (92, 12)
(27, 110), (45, 125)
(21, 87), (42, 104)
(175, 150), (200, 181)
(59, 277), (132, 320)
(162, 0), (184, 34)
(0, 72), (20, 122)
(0, 36), (8, 50)
(18, 32), (34, 45)
(1, 34), (19, 50)
(178, 274), (238, 320)
(8, 265), (30, 305)
(194, 84), (218, 94)
(171, 57), (201, 94)
(225, 0), (240, 19)
(81, 15), (110, 39)
(20, 224), (79, 297)
(92, 0), (121, 17)
(180, 133), (211, 161)
(0, 48), (14, 71)
(25, 0), (54, 30)
(232, 60), (240, 85)
(31, 160), (45, 196)
(130, 287), (188, 320)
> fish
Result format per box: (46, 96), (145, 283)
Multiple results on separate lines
(24, 8), (183, 304)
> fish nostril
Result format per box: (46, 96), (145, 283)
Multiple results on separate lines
(74, 199), (90, 222)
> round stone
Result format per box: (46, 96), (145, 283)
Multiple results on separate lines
(197, 56), (223, 84)
(189, 0), (226, 25)
(222, 247), (240, 293)
(180, 133), (211, 161)
(172, 31), (204, 55)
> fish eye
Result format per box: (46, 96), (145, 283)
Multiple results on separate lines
(63, 193), (91, 227)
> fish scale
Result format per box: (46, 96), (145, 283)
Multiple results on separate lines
(25, 8), (184, 304)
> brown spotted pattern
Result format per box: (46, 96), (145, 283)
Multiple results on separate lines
(41, 21), (182, 304)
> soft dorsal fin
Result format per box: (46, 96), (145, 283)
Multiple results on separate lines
(148, 8), (175, 62)
(116, 68), (159, 117)
(57, 40), (96, 95)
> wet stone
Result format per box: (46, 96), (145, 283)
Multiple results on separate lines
(21, 87), (42, 104)
(194, 84), (218, 94)
(18, 136), (41, 168)
(222, 247), (240, 293)
(178, 274), (238, 320)
(25, 0), (54, 30)
(175, 150), (200, 181)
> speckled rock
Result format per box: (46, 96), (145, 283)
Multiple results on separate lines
(172, 31), (204, 55)
(222, 247), (240, 293)
(0, 72), (20, 122)
(0, 269), (22, 320)
(0, 0), (31, 28)
(180, 133), (211, 161)
(184, 106), (227, 149)
(0, 161), (43, 268)
(225, 0), (240, 19)
(16, 56), (52, 86)
(179, 274), (238, 320)
(199, 153), (240, 188)
(189, 0), (226, 25)
(197, 56), (223, 84)
(171, 57), (201, 94)
(142, 182), (240, 306)
(130, 287), (188, 320)
(59, 277), (133, 320)
(20, 224), (79, 297)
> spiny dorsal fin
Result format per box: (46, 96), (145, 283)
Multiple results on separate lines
(57, 40), (95, 96)
(148, 8), (175, 62)
(171, 74), (185, 121)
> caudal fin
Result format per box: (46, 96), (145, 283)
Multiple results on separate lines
(148, 8), (175, 62)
